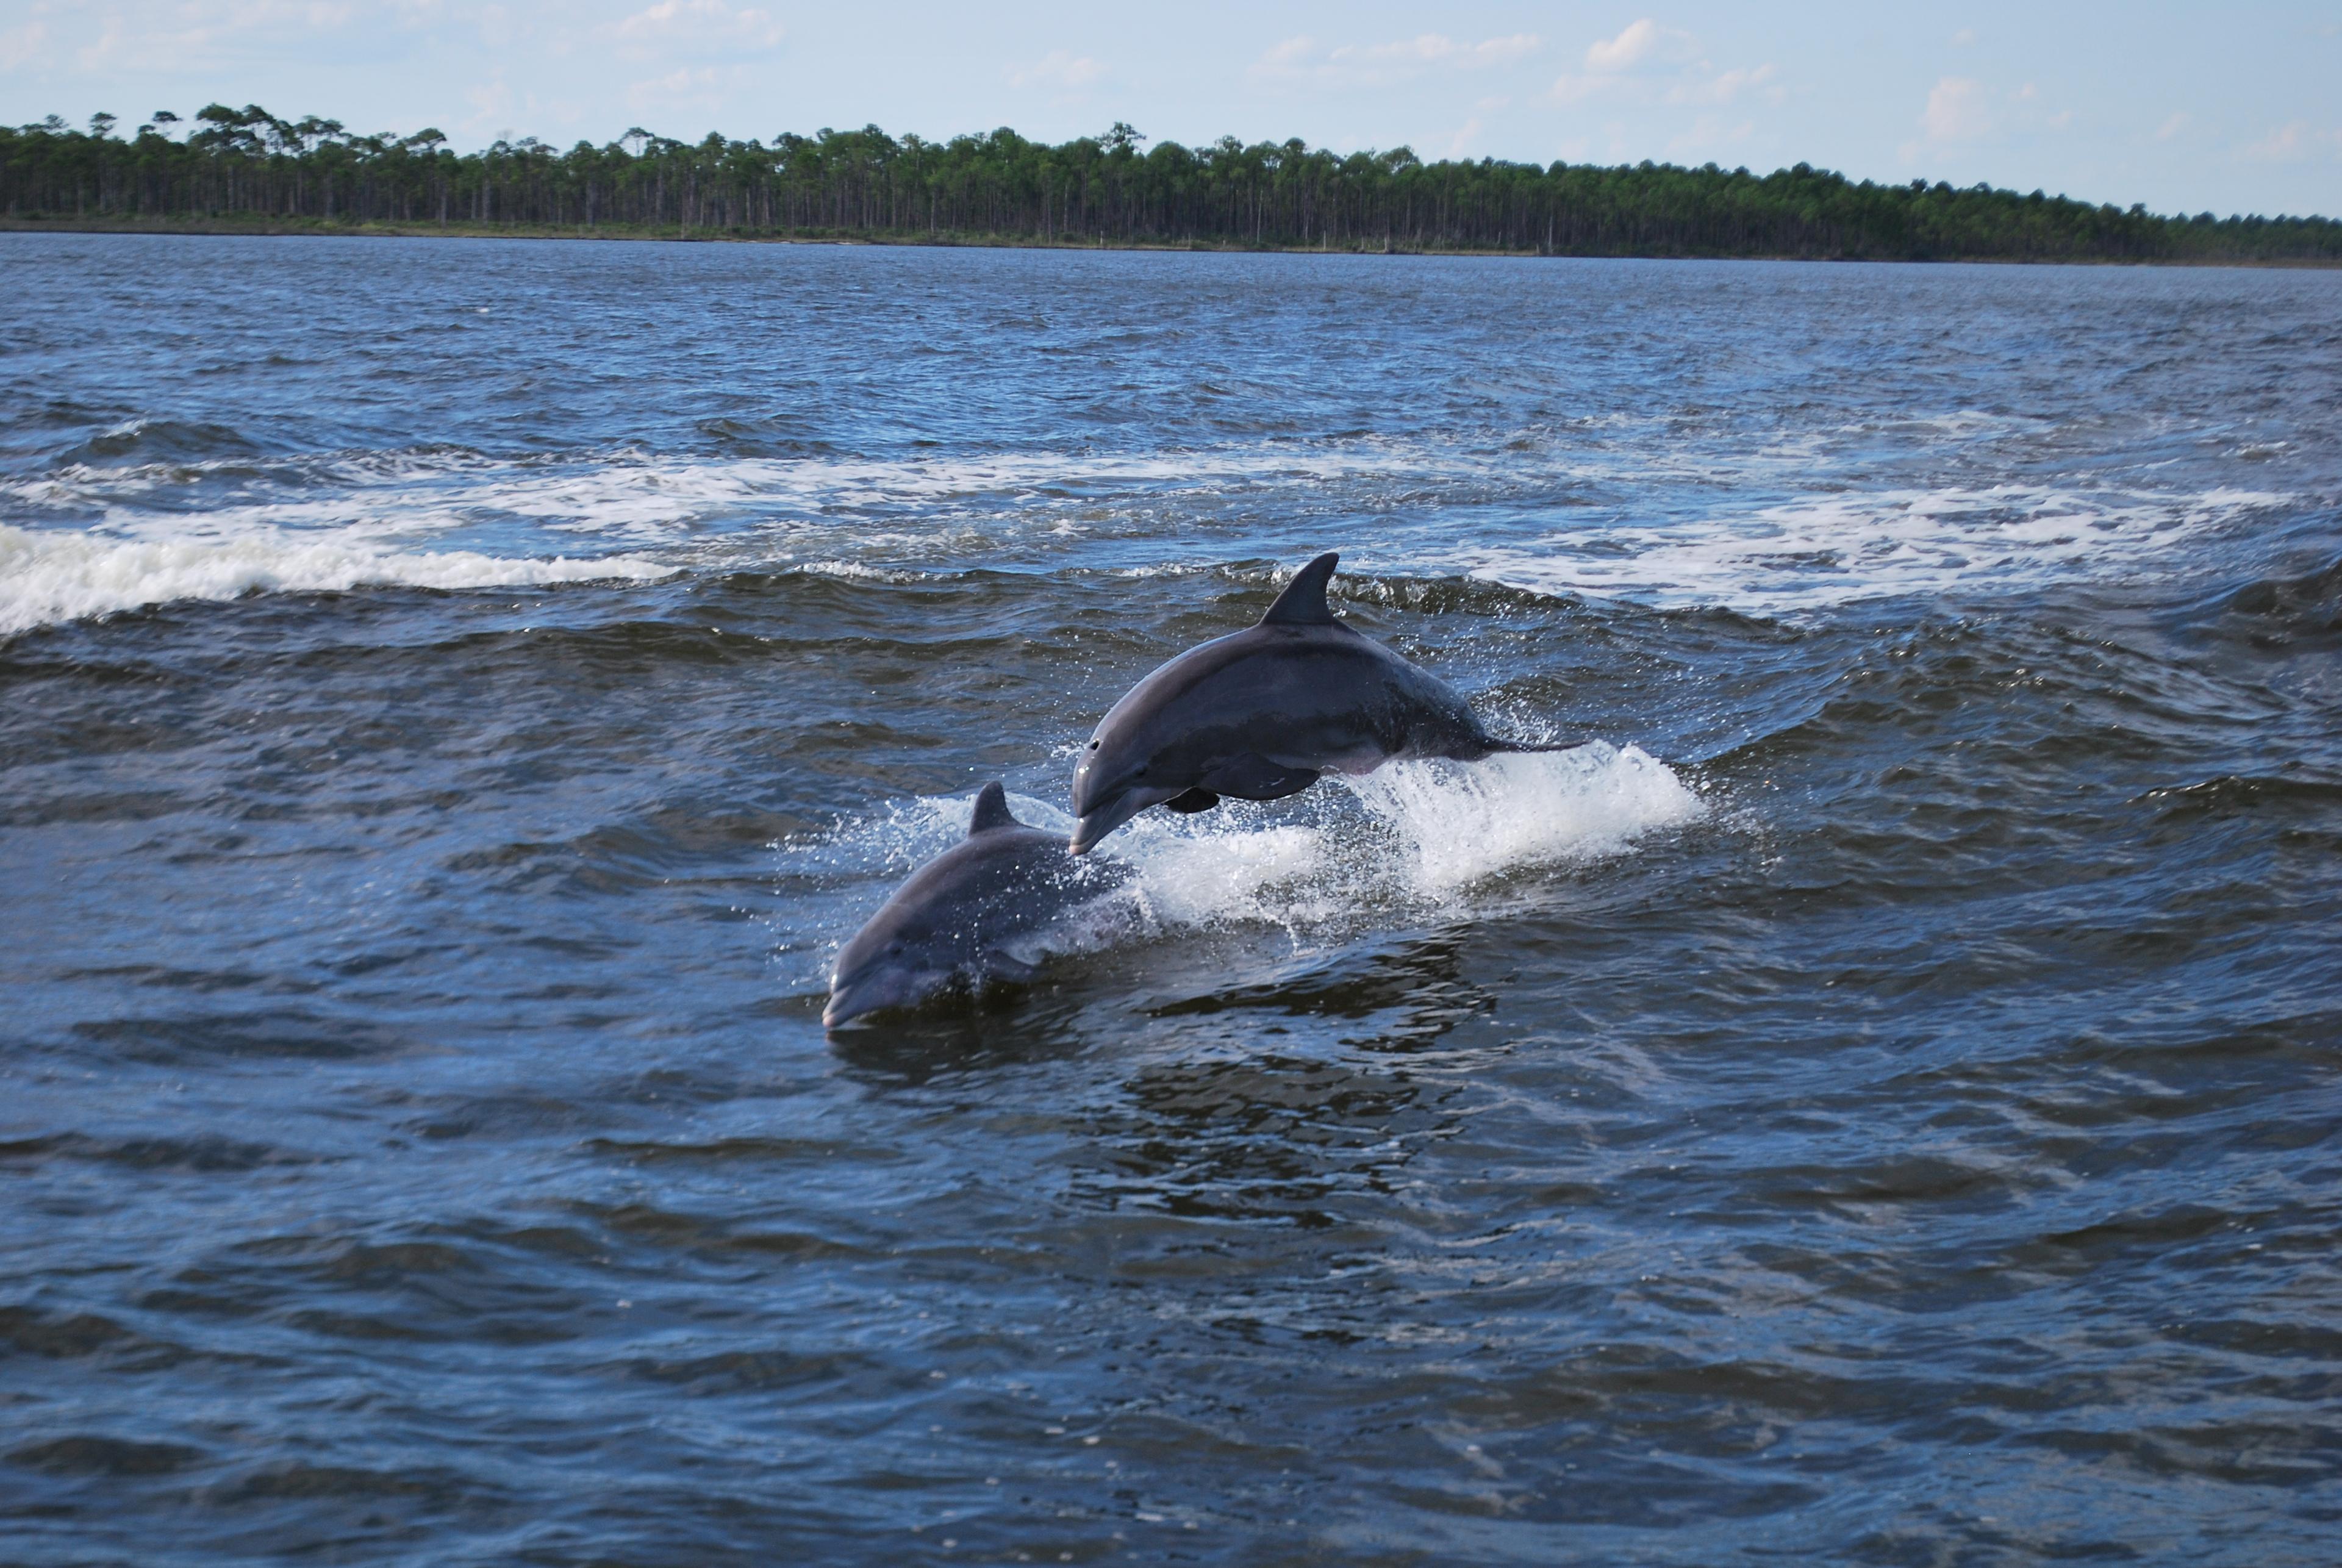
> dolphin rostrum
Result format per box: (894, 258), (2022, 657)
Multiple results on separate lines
(825, 783), (1127, 1026)
(1069, 551), (1573, 853)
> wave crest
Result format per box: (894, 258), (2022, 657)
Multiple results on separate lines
(0, 525), (671, 636)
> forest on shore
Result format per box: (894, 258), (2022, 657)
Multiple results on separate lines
(5, 106), (2338, 264)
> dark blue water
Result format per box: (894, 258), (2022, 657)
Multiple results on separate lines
(4, 234), (2341, 1564)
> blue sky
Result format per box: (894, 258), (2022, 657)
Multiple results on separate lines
(5, 1), (2338, 217)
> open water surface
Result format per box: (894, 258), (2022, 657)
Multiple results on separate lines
(3, 234), (2340, 1564)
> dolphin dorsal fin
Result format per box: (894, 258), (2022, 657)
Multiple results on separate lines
(969, 782), (1019, 835)
(1260, 551), (1341, 626)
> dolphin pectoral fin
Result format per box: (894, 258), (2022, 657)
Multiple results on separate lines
(1200, 754), (1320, 801)
(1164, 788), (1220, 814)
(1475, 737), (1586, 757)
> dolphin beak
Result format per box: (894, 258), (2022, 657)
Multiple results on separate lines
(823, 970), (908, 1028)
(1067, 786), (1164, 855)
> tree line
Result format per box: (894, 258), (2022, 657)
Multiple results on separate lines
(4, 106), (2337, 264)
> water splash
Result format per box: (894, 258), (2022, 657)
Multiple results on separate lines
(1344, 745), (1703, 895)
(803, 744), (1702, 979)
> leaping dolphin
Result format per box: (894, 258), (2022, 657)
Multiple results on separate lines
(1069, 552), (1573, 853)
(825, 783), (1126, 1027)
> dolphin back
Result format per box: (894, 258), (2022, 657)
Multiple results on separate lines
(1069, 550), (1522, 851)
(826, 784), (1122, 1025)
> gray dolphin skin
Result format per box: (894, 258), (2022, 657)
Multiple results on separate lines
(825, 783), (1123, 1027)
(1069, 551), (1572, 853)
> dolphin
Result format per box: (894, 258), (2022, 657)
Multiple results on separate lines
(825, 783), (1127, 1027)
(1069, 551), (1574, 853)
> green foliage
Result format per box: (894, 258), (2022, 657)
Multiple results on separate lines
(3, 109), (2336, 263)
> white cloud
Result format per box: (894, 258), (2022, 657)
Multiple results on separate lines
(1256, 35), (1314, 72)
(1, 18), (52, 71)
(1952, 28), (1977, 46)
(2247, 122), (2306, 160)
(1921, 76), (1993, 141)
(624, 64), (720, 111)
(1665, 62), (1777, 107)
(1898, 75), (2092, 161)
(1337, 32), (1540, 68)
(79, 14), (214, 72)
(2243, 121), (2341, 162)
(1255, 31), (1541, 86)
(2156, 112), (2189, 141)
(1007, 49), (1104, 90)
(1555, 23), (1769, 114)
(70, 0), (356, 73)
(611, 0), (782, 54)
(1586, 18), (1667, 73)
(464, 72), (512, 133)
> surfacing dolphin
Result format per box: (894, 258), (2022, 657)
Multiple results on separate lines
(1069, 551), (1574, 853)
(825, 783), (1127, 1027)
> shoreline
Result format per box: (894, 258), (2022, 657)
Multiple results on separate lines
(5, 215), (2336, 268)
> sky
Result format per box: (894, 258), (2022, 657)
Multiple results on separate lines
(4, 1), (2339, 218)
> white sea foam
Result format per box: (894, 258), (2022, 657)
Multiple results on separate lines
(1464, 483), (2291, 616)
(10, 435), (2290, 627)
(3, 442), (1450, 549)
(0, 524), (671, 635)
